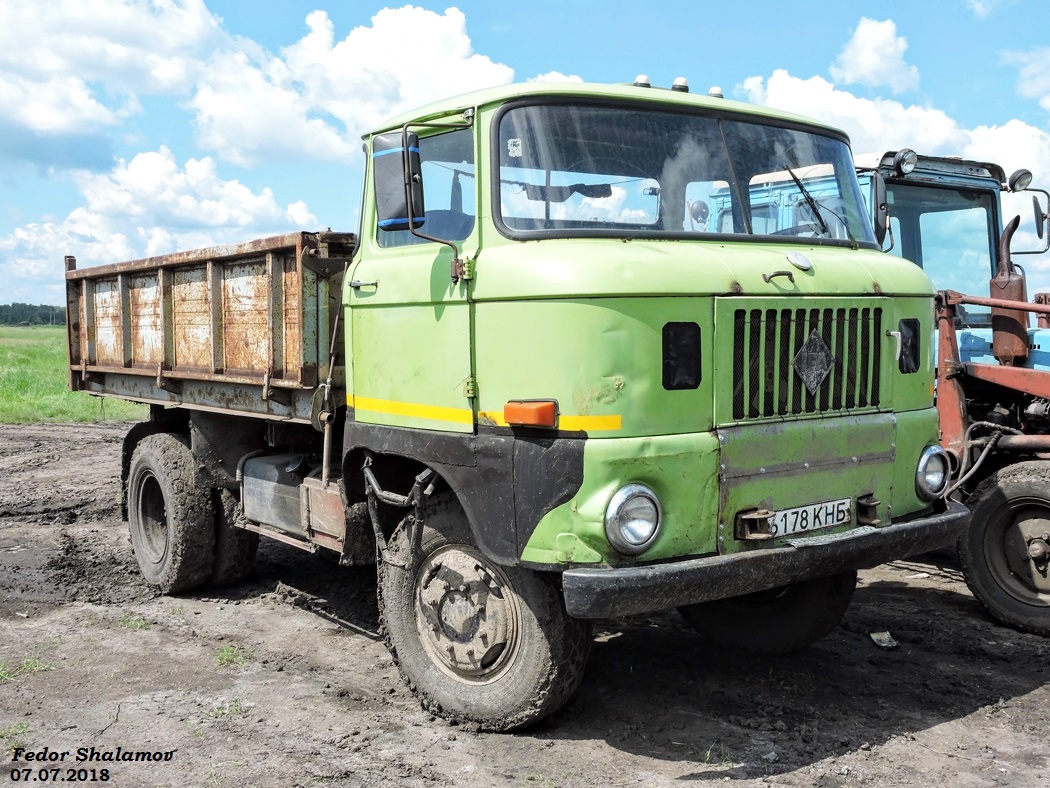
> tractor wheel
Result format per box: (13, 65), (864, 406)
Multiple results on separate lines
(959, 461), (1050, 635)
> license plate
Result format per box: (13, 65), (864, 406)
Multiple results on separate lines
(772, 497), (851, 537)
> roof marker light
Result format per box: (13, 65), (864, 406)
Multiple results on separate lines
(671, 77), (689, 92)
(633, 75), (651, 88)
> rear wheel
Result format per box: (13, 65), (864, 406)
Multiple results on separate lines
(379, 494), (591, 731)
(127, 433), (215, 594)
(678, 570), (858, 654)
(959, 461), (1050, 635)
(210, 489), (258, 587)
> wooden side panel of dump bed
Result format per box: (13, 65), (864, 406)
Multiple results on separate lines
(65, 232), (353, 423)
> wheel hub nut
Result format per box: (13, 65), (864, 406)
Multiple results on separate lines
(1028, 538), (1050, 563)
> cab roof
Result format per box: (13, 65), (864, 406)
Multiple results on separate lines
(368, 80), (851, 142)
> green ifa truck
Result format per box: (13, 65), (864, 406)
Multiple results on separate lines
(65, 78), (966, 730)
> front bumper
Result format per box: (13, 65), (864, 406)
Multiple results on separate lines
(561, 500), (967, 619)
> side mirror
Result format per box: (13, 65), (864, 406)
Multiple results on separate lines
(1013, 188), (1050, 255)
(871, 171), (889, 247)
(374, 130), (425, 232)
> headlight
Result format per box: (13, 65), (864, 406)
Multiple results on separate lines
(605, 484), (662, 555)
(915, 445), (951, 500)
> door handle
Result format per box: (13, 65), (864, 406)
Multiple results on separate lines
(349, 280), (378, 289)
(886, 330), (902, 361)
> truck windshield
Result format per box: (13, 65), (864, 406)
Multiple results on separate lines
(496, 102), (874, 245)
(882, 182), (997, 327)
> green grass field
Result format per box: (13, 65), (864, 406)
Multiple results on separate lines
(0, 326), (147, 423)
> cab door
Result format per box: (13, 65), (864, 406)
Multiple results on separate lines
(347, 124), (478, 434)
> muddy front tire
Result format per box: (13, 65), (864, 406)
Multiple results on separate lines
(127, 433), (215, 594)
(379, 494), (591, 731)
(959, 461), (1050, 635)
(678, 570), (858, 655)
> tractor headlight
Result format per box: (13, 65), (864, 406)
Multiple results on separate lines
(605, 484), (662, 555)
(916, 445), (951, 500)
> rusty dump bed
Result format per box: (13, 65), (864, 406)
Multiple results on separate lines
(65, 231), (355, 423)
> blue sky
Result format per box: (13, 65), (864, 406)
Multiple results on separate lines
(3, 0), (1050, 305)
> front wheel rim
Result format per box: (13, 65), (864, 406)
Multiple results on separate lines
(413, 544), (523, 684)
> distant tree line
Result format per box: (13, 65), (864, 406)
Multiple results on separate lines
(0, 303), (66, 325)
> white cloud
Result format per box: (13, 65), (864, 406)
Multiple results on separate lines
(0, 4), (514, 168)
(189, 49), (356, 167)
(0, 148), (317, 304)
(742, 69), (1050, 192)
(191, 6), (515, 166)
(830, 18), (919, 94)
(965, 119), (1050, 180)
(967, 0), (1012, 19)
(0, 74), (118, 134)
(741, 69), (1050, 296)
(1004, 47), (1050, 112)
(741, 70), (964, 154)
(0, 0), (224, 134)
(528, 71), (584, 83)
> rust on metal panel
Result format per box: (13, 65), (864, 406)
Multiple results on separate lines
(63, 232), (317, 280)
(964, 362), (1050, 399)
(1036, 293), (1050, 329)
(118, 274), (132, 367)
(78, 363), (307, 388)
(223, 259), (270, 375)
(995, 434), (1050, 452)
(93, 278), (123, 365)
(82, 279), (97, 368)
(77, 371), (315, 423)
(284, 255), (302, 379)
(301, 477), (347, 540)
(238, 521), (319, 553)
(944, 289), (1050, 318)
(207, 261), (224, 373)
(65, 271), (83, 389)
(129, 272), (163, 368)
(173, 265), (213, 372)
(63, 230), (351, 399)
(266, 252), (284, 379)
(934, 296), (970, 463)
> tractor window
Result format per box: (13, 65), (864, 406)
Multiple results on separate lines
(885, 183), (997, 326)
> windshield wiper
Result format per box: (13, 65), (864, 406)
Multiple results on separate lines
(784, 166), (829, 236)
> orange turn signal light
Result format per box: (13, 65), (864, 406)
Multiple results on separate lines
(504, 399), (558, 428)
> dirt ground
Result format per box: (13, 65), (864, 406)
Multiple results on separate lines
(0, 422), (1047, 788)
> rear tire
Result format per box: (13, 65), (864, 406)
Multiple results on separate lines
(127, 433), (215, 594)
(379, 494), (591, 731)
(210, 489), (258, 587)
(959, 461), (1050, 635)
(678, 570), (858, 654)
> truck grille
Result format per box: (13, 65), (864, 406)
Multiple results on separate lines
(731, 306), (882, 420)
